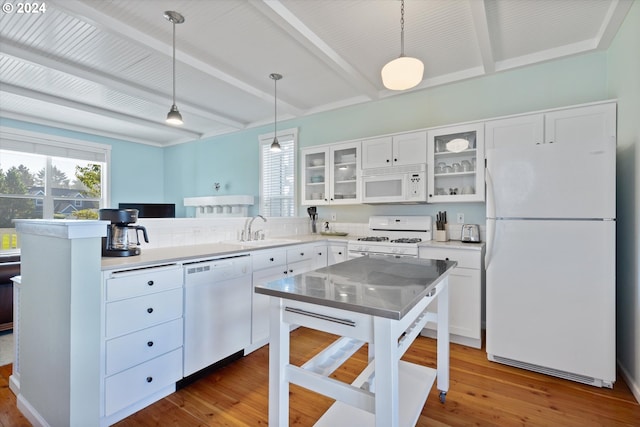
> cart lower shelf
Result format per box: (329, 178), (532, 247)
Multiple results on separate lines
(314, 360), (437, 427)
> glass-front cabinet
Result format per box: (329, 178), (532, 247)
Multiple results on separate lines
(427, 123), (485, 203)
(301, 141), (360, 205)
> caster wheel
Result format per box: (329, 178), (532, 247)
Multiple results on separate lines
(439, 391), (447, 403)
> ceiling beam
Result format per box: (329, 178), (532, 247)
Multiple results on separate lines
(469, 0), (495, 74)
(1, 83), (202, 139)
(0, 40), (246, 130)
(595, 0), (634, 49)
(250, 0), (380, 100)
(48, 0), (303, 117)
(0, 111), (169, 147)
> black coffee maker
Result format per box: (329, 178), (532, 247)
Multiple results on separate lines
(99, 209), (149, 257)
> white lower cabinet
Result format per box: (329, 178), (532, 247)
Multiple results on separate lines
(249, 243), (318, 353)
(101, 264), (184, 424)
(328, 242), (347, 265)
(419, 245), (484, 348)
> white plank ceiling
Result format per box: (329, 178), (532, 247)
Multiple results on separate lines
(0, 0), (633, 146)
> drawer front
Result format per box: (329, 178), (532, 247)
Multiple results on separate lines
(252, 249), (287, 271)
(105, 318), (183, 376)
(105, 288), (183, 338)
(419, 247), (481, 269)
(105, 348), (182, 416)
(328, 245), (347, 265)
(286, 245), (314, 264)
(106, 266), (183, 302)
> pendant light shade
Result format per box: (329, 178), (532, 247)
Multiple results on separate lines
(270, 73), (283, 152)
(382, 0), (423, 91)
(164, 11), (184, 125)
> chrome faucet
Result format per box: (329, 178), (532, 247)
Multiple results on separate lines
(243, 214), (267, 241)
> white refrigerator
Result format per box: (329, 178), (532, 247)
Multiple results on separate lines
(485, 103), (616, 387)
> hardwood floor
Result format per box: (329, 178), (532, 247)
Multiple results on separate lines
(1, 327), (639, 426)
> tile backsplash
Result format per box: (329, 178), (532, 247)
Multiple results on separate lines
(135, 217), (484, 250)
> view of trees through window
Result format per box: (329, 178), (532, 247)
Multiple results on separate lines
(0, 150), (104, 248)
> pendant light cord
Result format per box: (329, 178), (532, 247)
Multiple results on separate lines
(273, 76), (277, 137)
(172, 21), (176, 105)
(400, 0), (405, 57)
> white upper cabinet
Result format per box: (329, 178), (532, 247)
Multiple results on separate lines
(301, 141), (361, 205)
(361, 131), (427, 169)
(427, 123), (485, 203)
(485, 114), (545, 151)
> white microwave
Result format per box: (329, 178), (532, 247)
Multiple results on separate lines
(361, 164), (427, 203)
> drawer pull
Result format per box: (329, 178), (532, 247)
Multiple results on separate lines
(283, 271), (288, 275)
(289, 269), (293, 273)
(338, 252), (342, 255)
(146, 376), (153, 383)
(300, 252), (304, 256)
(270, 257), (274, 261)
(147, 280), (154, 286)
(147, 341), (154, 347)
(445, 257), (449, 260)
(147, 307), (154, 314)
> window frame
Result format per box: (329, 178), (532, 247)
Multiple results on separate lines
(0, 126), (111, 217)
(258, 128), (297, 218)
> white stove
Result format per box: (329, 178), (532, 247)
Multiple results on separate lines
(347, 216), (432, 258)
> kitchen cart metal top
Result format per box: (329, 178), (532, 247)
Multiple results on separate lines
(255, 254), (457, 320)
(258, 255), (455, 427)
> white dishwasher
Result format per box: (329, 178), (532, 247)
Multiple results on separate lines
(183, 254), (252, 377)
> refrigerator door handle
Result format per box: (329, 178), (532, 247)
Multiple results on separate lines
(485, 219), (495, 270)
(485, 158), (496, 270)
(485, 155), (496, 220)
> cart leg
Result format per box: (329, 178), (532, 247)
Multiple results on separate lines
(269, 298), (290, 426)
(436, 278), (450, 398)
(373, 316), (399, 427)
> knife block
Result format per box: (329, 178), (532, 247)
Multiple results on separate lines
(435, 229), (449, 242)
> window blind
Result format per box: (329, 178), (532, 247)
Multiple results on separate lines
(259, 129), (297, 217)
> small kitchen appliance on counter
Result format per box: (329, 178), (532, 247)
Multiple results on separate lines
(461, 224), (481, 242)
(99, 208), (149, 257)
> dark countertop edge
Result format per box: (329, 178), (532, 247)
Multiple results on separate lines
(255, 260), (457, 320)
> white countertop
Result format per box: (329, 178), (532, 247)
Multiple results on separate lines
(100, 234), (484, 271)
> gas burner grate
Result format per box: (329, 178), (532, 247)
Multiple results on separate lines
(390, 238), (422, 244)
(357, 236), (389, 242)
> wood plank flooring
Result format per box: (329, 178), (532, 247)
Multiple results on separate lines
(1, 327), (639, 426)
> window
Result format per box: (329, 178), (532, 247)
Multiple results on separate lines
(259, 128), (297, 217)
(0, 127), (110, 250)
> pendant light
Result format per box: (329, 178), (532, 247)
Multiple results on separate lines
(381, 0), (424, 91)
(164, 11), (185, 125)
(269, 73), (283, 152)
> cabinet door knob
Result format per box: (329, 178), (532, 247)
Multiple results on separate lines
(394, 158), (398, 162)
(445, 257), (449, 260)
(147, 280), (154, 286)
(283, 271), (288, 275)
(147, 307), (154, 314)
(146, 377), (153, 383)
(147, 341), (154, 347)
(318, 252), (322, 255)
(429, 194), (433, 197)
(289, 269), (293, 273)
(269, 257), (274, 261)
(300, 252), (304, 256)
(386, 159), (390, 163)
(338, 252), (342, 255)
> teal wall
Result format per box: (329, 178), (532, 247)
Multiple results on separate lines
(0, 118), (165, 208)
(165, 50), (609, 221)
(606, 0), (640, 402)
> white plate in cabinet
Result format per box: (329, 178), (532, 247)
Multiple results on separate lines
(104, 348), (182, 416)
(105, 318), (183, 376)
(106, 266), (182, 302)
(105, 288), (183, 338)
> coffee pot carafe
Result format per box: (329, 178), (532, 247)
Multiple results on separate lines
(99, 209), (149, 257)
